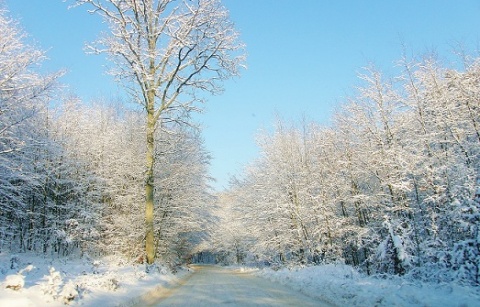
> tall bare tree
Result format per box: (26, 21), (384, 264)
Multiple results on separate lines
(72, 0), (245, 264)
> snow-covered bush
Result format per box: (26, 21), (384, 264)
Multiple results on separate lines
(9, 256), (19, 270)
(2, 264), (34, 291)
(60, 280), (79, 304)
(42, 267), (63, 297)
(4, 274), (24, 291)
(451, 190), (480, 285)
(105, 277), (120, 291)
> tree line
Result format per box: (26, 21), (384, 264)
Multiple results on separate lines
(0, 7), (215, 267)
(213, 54), (480, 286)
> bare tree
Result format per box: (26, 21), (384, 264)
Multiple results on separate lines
(0, 8), (65, 253)
(0, 9), (60, 155)
(72, 0), (245, 264)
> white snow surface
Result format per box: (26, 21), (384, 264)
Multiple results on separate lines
(255, 264), (480, 307)
(0, 253), (188, 307)
(1, 253), (479, 307)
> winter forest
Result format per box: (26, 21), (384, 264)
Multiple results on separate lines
(214, 58), (480, 285)
(1, 0), (480, 302)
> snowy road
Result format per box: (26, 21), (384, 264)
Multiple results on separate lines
(133, 265), (333, 306)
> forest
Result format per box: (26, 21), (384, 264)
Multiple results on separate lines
(1, 0), (479, 290)
(0, 2), (219, 267)
(212, 59), (480, 285)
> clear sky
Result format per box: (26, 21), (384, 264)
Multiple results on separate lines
(5, 0), (480, 191)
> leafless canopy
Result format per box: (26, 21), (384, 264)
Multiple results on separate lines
(73, 0), (246, 119)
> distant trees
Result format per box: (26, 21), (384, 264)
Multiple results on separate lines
(72, 0), (245, 264)
(219, 53), (480, 285)
(209, 188), (253, 265)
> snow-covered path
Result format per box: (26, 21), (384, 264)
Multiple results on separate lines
(133, 265), (333, 306)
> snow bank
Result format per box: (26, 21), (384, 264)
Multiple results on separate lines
(0, 253), (189, 306)
(256, 264), (480, 307)
(3, 253), (477, 306)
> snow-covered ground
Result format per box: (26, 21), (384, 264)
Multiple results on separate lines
(2, 253), (479, 307)
(255, 264), (480, 307)
(0, 253), (189, 307)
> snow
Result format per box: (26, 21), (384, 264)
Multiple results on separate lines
(2, 253), (479, 306)
(4, 274), (25, 291)
(256, 264), (480, 307)
(0, 253), (190, 307)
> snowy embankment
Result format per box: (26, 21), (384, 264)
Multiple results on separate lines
(256, 264), (480, 307)
(3, 254), (479, 307)
(0, 253), (189, 306)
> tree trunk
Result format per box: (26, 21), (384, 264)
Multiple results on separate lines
(145, 91), (156, 265)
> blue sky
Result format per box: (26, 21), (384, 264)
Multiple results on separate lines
(5, 0), (480, 191)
